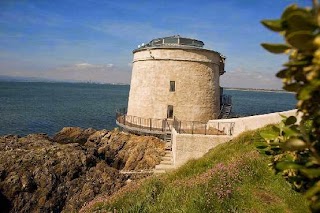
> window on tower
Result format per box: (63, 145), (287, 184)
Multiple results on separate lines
(169, 81), (175, 92)
(167, 105), (173, 119)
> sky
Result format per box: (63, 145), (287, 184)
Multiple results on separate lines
(0, 0), (311, 89)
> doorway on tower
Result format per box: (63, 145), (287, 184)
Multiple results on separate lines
(167, 105), (173, 119)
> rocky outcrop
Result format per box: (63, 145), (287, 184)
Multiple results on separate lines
(52, 127), (97, 144)
(97, 131), (166, 171)
(0, 128), (165, 213)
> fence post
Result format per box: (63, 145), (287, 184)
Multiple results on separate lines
(205, 124), (207, 135)
(124, 114), (126, 125)
(192, 121), (194, 134)
(179, 121), (181, 133)
(150, 118), (152, 131)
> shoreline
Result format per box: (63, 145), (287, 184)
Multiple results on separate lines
(224, 87), (295, 94)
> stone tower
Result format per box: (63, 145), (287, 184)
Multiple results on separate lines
(126, 35), (226, 123)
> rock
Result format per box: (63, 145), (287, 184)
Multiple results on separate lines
(52, 127), (96, 144)
(87, 129), (109, 144)
(0, 128), (165, 213)
(99, 131), (165, 170)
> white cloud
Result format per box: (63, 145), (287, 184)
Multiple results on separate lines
(45, 62), (130, 83)
(0, 61), (131, 84)
(62, 63), (115, 71)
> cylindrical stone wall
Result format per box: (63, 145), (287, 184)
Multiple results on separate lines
(127, 47), (222, 122)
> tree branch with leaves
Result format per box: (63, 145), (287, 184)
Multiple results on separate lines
(258, 1), (320, 212)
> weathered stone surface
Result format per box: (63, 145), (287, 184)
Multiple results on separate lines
(98, 131), (165, 171)
(0, 128), (165, 213)
(127, 47), (222, 122)
(52, 127), (97, 144)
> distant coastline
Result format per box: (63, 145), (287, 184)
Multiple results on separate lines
(224, 87), (294, 94)
(0, 77), (292, 92)
(0, 76), (130, 86)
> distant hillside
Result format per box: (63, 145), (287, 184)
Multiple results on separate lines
(82, 127), (309, 213)
(0, 75), (55, 82)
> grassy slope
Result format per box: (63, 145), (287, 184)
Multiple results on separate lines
(88, 127), (309, 213)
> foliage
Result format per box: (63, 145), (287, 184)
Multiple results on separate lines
(260, 1), (320, 211)
(85, 129), (308, 213)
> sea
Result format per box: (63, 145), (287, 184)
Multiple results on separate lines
(0, 82), (296, 136)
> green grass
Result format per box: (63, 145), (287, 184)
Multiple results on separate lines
(88, 127), (309, 213)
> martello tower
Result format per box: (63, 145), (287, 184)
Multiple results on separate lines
(127, 35), (226, 123)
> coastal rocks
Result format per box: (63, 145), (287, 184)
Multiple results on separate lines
(0, 128), (165, 213)
(98, 131), (165, 170)
(53, 127), (96, 144)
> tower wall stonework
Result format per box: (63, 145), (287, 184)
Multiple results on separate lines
(127, 47), (222, 122)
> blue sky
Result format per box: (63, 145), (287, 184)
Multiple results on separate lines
(0, 0), (310, 88)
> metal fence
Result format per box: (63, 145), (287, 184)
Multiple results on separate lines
(221, 94), (232, 106)
(116, 108), (235, 136)
(173, 117), (234, 136)
(116, 109), (172, 133)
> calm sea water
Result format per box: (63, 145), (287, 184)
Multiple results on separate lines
(0, 82), (296, 136)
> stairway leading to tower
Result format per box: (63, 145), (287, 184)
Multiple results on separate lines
(218, 95), (232, 119)
(219, 104), (232, 119)
(154, 133), (175, 174)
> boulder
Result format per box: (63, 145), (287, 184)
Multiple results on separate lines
(52, 127), (96, 144)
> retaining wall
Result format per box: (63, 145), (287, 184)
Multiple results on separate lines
(171, 128), (232, 167)
(171, 109), (300, 167)
(207, 109), (300, 137)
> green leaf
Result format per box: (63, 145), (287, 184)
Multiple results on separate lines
(261, 43), (291, 54)
(261, 19), (283, 32)
(283, 60), (310, 67)
(305, 181), (320, 198)
(281, 138), (307, 151)
(310, 202), (320, 212)
(285, 9), (316, 31)
(285, 30), (315, 50)
(283, 126), (299, 137)
(272, 125), (280, 133)
(276, 69), (289, 78)
(285, 116), (297, 125)
(283, 83), (301, 92)
(298, 84), (314, 100)
(276, 161), (303, 170)
(281, 4), (299, 20)
(301, 168), (320, 178)
(260, 129), (279, 141)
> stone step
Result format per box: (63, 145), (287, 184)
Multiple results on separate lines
(155, 164), (176, 170)
(164, 153), (172, 157)
(160, 160), (173, 165)
(161, 156), (172, 161)
(165, 143), (171, 148)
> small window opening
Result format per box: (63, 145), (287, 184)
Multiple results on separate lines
(169, 81), (175, 92)
(167, 105), (173, 119)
